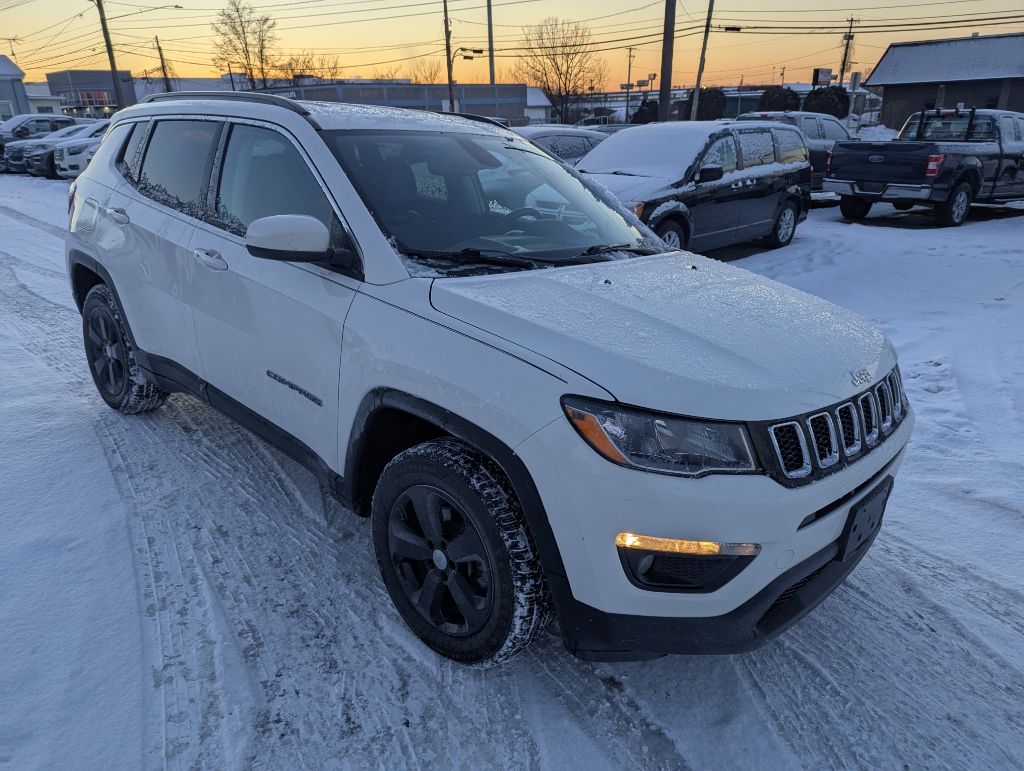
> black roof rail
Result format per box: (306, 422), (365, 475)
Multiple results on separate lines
(138, 91), (320, 128)
(443, 111), (512, 129)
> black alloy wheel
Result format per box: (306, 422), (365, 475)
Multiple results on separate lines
(85, 303), (128, 398)
(387, 484), (495, 637)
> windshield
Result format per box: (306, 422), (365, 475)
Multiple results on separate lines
(899, 113), (997, 141)
(40, 124), (91, 142)
(323, 129), (661, 274)
(576, 123), (711, 179)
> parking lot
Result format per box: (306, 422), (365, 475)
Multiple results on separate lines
(2, 173), (1023, 768)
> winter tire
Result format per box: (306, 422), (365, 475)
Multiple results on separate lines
(839, 195), (872, 221)
(372, 438), (551, 666)
(82, 284), (168, 414)
(655, 220), (688, 250)
(762, 200), (799, 249)
(934, 181), (972, 227)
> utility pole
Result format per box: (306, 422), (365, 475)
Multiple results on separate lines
(443, 0), (456, 112)
(624, 46), (636, 123)
(227, 62), (237, 91)
(689, 0), (715, 121)
(658, 0), (676, 121)
(839, 17), (856, 88)
(155, 36), (173, 93)
(89, 0), (124, 110)
(779, 66), (785, 88)
(486, 0), (495, 85)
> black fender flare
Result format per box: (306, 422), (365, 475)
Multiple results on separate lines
(343, 387), (569, 585)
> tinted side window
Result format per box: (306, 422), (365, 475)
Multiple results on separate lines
(701, 136), (738, 173)
(53, 118), (74, 130)
(87, 122), (133, 172)
(773, 129), (808, 164)
(800, 117), (823, 139)
(138, 120), (219, 216)
(215, 124), (342, 244)
(1018, 119), (1024, 142)
(738, 130), (775, 167)
(822, 120), (849, 140)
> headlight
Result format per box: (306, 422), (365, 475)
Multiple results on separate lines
(68, 145), (86, 156)
(562, 396), (758, 477)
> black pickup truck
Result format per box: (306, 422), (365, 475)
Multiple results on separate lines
(824, 108), (1024, 226)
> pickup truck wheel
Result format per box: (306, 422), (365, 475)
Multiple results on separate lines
(82, 284), (169, 414)
(372, 438), (551, 666)
(839, 195), (872, 221)
(762, 201), (799, 249)
(892, 201), (915, 211)
(934, 182), (972, 227)
(655, 220), (688, 250)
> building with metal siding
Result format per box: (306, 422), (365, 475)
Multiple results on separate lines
(0, 55), (30, 120)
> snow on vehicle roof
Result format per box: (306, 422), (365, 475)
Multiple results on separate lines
(577, 122), (721, 178)
(301, 101), (515, 136)
(516, 125), (605, 139)
(865, 32), (1024, 86)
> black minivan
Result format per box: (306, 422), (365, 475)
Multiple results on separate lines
(578, 121), (812, 253)
(737, 110), (852, 189)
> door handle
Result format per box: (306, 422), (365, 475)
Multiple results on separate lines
(193, 248), (228, 271)
(105, 206), (130, 225)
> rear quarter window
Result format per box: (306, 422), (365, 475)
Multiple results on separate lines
(86, 122), (134, 173)
(773, 129), (808, 164)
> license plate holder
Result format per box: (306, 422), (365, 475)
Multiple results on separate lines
(837, 476), (893, 561)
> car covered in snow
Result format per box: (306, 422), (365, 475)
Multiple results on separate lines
(515, 125), (606, 164)
(578, 121), (812, 252)
(65, 93), (912, 665)
(54, 123), (111, 179)
(4, 122), (100, 175)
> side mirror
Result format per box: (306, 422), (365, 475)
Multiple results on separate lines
(13, 126), (29, 138)
(698, 165), (724, 183)
(245, 214), (330, 262)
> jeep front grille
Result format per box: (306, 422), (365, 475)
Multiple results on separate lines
(759, 367), (907, 484)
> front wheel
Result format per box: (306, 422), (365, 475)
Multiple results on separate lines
(655, 219), (688, 250)
(839, 195), (872, 220)
(82, 284), (168, 414)
(372, 439), (551, 666)
(934, 182), (972, 227)
(762, 201), (799, 249)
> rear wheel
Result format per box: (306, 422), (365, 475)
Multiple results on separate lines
(762, 200), (799, 249)
(655, 219), (688, 250)
(82, 284), (168, 414)
(372, 438), (551, 665)
(934, 181), (972, 227)
(839, 195), (872, 220)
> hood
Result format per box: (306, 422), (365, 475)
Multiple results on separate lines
(584, 172), (676, 204)
(429, 253), (894, 421)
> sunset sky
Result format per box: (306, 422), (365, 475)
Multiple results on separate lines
(1, 0), (1019, 89)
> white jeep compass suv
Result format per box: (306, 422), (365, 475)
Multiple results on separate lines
(66, 93), (913, 665)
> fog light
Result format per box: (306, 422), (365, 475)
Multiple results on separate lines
(615, 532), (760, 556)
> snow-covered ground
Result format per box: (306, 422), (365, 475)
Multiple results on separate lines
(2, 175), (1023, 768)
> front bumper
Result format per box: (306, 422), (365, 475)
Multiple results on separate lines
(516, 405), (912, 659)
(823, 179), (940, 201)
(24, 154), (49, 175)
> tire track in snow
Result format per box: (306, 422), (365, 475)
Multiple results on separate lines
(0, 242), (687, 768)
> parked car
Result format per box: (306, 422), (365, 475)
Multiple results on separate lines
(67, 92), (912, 665)
(515, 125), (606, 164)
(4, 122), (98, 174)
(579, 121), (812, 252)
(55, 132), (106, 179)
(824, 108), (1024, 226)
(26, 120), (109, 178)
(736, 110), (852, 189)
(0, 113), (77, 172)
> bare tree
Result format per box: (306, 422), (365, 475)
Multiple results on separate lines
(371, 64), (403, 81)
(512, 17), (604, 123)
(406, 56), (443, 84)
(315, 54), (343, 81)
(212, 0), (278, 90)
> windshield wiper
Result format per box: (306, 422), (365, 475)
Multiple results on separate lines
(581, 243), (658, 257)
(398, 245), (540, 269)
